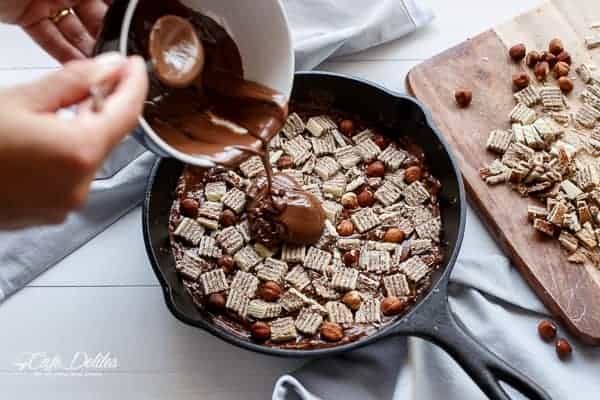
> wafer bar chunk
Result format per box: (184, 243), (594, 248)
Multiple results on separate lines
(239, 156), (265, 178)
(533, 218), (555, 237)
(576, 223), (597, 249)
(177, 252), (211, 273)
(558, 231), (579, 253)
(410, 238), (433, 255)
(404, 181), (431, 206)
(356, 138), (382, 161)
(247, 300), (282, 319)
(312, 134), (337, 156)
(230, 270), (260, 297)
(282, 137), (311, 166)
(198, 236), (222, 258)
(509, 103), (537, 125)
(560, 180), (583, 200)
(285, 266), (311, 291)
(270, 317), (298, 342)
(306, 116), (337, 137)
(335, 145), (361, 170)
(533, 117), (563, 142)
(399, 256), (430, 282)
(282, 113), (305, 138)
(226, 289), (250, 318)
(280, 288), (311, 312)
(233, 245), (263, 271)
(375, 181), (403, 206)
(304, 247), (332, 272)
(585, 33), (600, 49)
(222, 188), (247, 214)
(295, 308), (324, 335)
(355, 298), (381, 323)
(359, 249), (392, 273)
(174, 217), (205, 245)
(216, 226), (244, 254)
(416, 217), (442, 242)
(575, 104), (600, 128)
(323, 174), (347, 198)
(314, 157), (341, 180)
(256, 258), (289, 283)
(312, 277), (341, 300)
(577, 64), (598, 84)
(522, 125), (544, 150)
(353, 129), (375, 143)
(205, 182), (227, 202)
(383, 273), (411, 297)
(325, 301), (354, 324)
(331, 267), (359, 291)
(378, 145), (406, 170)
(540, 86), (565, 111)
(282, 244), (306, 263)
(351, 208), (381, 233)
(547, 202), (568, 226)
(513, 85), (540, 107)
(486, 130), (513, 154)
(200, 269), (229, 295)
(322, 200), (343, 223)
(576, 164), (600, 192)
(198, 201), (223, 221)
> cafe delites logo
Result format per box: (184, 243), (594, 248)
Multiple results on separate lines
(13, 352), (119, 376)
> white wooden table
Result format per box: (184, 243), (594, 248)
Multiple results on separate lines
(0, 0), (543, 398)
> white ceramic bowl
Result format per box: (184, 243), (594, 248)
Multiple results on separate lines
(120, 0), (295, 167)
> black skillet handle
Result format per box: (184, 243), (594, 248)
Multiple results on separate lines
(392, 286), (552, 400)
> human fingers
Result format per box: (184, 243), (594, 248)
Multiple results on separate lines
(74, 0), (109, 38)
(25, 18), (84, 63)
(54, 9), (96, 56)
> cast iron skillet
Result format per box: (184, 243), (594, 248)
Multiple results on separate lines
(98, 3), (551, 399)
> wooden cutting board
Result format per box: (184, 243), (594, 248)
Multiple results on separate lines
(407, 0), (600, 344)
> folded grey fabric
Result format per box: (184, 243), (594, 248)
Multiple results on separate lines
(272, 208), (600, 400)
(0, 0), (433, 301)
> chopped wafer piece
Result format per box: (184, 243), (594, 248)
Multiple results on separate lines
(533, 218), (555, 236)
(198, 236), (222, 258)
(509, 103), (537, 124)
(575, 104), (600, 128)
(270, 317), (298, 342)
(558, 231), (579, 253)
(281, 244), (306, 263)
(411, 239), (433, 255)
(540, 86), (565, 111)
(383, 273), (411, 297)
(254, 243), (275, 258)
(403, 181), (431, 206)
(513, 85), (540, 107)
(399, 256), (430, 282)
(199, 269), (228, 295)
(177, 251), (211, 273)
(304, 247), (332, 272)
(300, 154), (317, 175)
(378, 145), (406, 170)
(197, 217), (219, 230)
(533, 118), (563, 142)
(323, 174), (347, 198)
(359, 249), (391, 273)
(351, 208), (381, 233)
(312, 277), (341, 300)
(198, 201), (222, 221)
(285, 266), (311, 291)
(270, 150), (284, 165)
(293, 308), (324, 335)
(486, 129), (513, 154)
(355, 298), (381, 323)
(306, 116), (337, 137)
(311, 134), (337, 156)
(512, 124), (525, 143)
(233, 245), (263, 271)
(282, 136), (311, 165)
(374, 181), (403, 206)
(528, 205), (548, 222)
(247, 300), (282, 319)
(256, 258), (288, 283)
(549, 111), (571, 126)
(337, 238), (362, 251)
(577, 64), (598, 84)
(568, 250), (588, 264)
(216, 226), (244, 255)
(415, 217), (441, 242)
(563, 212), (582, 233)
(325, 301), (354, 324)
(578, 201), (593, 224)
(236, 220), (251, 242)
(486, 173), (508, 185)
(331, 268), (359, 291)
(302, 183), (323, 202)
(576, 224), (598, 249)
(347, 176), (367, 192)
(329, 129), (347, 147)
(585, 33), (600, 49)
(335, 145), (361, 169)
(269, 133), (283, 149)
(353, 129), (375, 143)
(522, 125), (544, 150)
(174, 217), (205, 245)
(239, 156), (265, 178)
(561, 180), (584, 200)
(356, 138), (382, 161)
(576, 164), (600, 192)
(282, 113), (305, 138)
(547, 202), (568, 226)
(385, 170), (407, 191)
(205, 182), (227, 202)
(225, 290), (249, 318)
(281, 169), (304, 185)
(280, 288), (309, 312)
(230, 270), (259, 297)
(222, 188), (247, 214)
(314, 157), (341, 180)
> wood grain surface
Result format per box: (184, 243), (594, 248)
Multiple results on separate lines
(407, 0), (600, 343)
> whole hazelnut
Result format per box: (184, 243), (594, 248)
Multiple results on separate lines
(339, 119), (355, 136)
(383, 228), (405, 243)
(357, 190), (375, 207)
(220, 209), (237, 227)
(454, 88), (472, 108)
(558, 76), (574, 94)
(180, 198), (199, 218)
(542, 51), (557, 68)
(404, 166), (423, 183)
(512, 72), (530, 90)
(258, 281), (282, 302)
(320, 322), (344, 342)
(534, 61), (550, 81)
(381, 296), (407, 316)
(525, 51), (541, 68)
(343, 250), (359, 267)
(508, 43), (526, 61)
(373, 134), (390, 150)
(250, 322), (271, 342)
(337, 220), (355, 237)
(366, 161), (386, 178)
(207, 293), (226, 311)
(277, 155), (294, 170)
(549, 38), (564, 55)
(341, 193), (359, 209)
(538, 319), (557, 342)
(553, 61), (570, 78)
(342, 290), (362, 311)
(217, 255), (236, 273)
(555, 338), (572, 360)
(556, 51), (571, 65)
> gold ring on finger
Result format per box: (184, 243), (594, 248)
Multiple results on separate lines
(51, 8), (75, 24)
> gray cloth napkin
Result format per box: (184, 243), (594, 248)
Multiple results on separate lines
(273, 207), (600, 400)
(0, 1), (433, 300)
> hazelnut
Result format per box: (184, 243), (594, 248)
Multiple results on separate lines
(337, 220), (355, 237)
(555, 338), (572, 360)
(341, 193), (359, 209)
(366, 161), (386, 178)
(538, 319), (557, 342)
(558, 76), (574, 94)
(525, 51), (541, 68)
(549, 38), (564, 55)
(277, 155), (293, 170)
(342, 290), (362, 311)
(404, 166), (423, 183)
(357, 190), (375, 207)
(534, 61), (550, 81)
(508, 43), (526, 61)
(542, 51), (557, 68)
(250, 322), (271, 342)
(381, 296), (407, 316)
(373, 134), (390, 150)
(180, 198), (199, 218)
(320, 322), (344, 342)
(343, 250), (359, 267)
(207, 293), (226, 311)
(217, 255), (236, 273)
(383, 228), (405, 243)
(220, 209), (237, 227)
(556, 51), (572, 65)
(339, 119), (355, 136)
(553, 61), (570, 78)
(258, 281), (282, 302)
(454, 88), (472, 108)
(512, 72), (530, 90)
